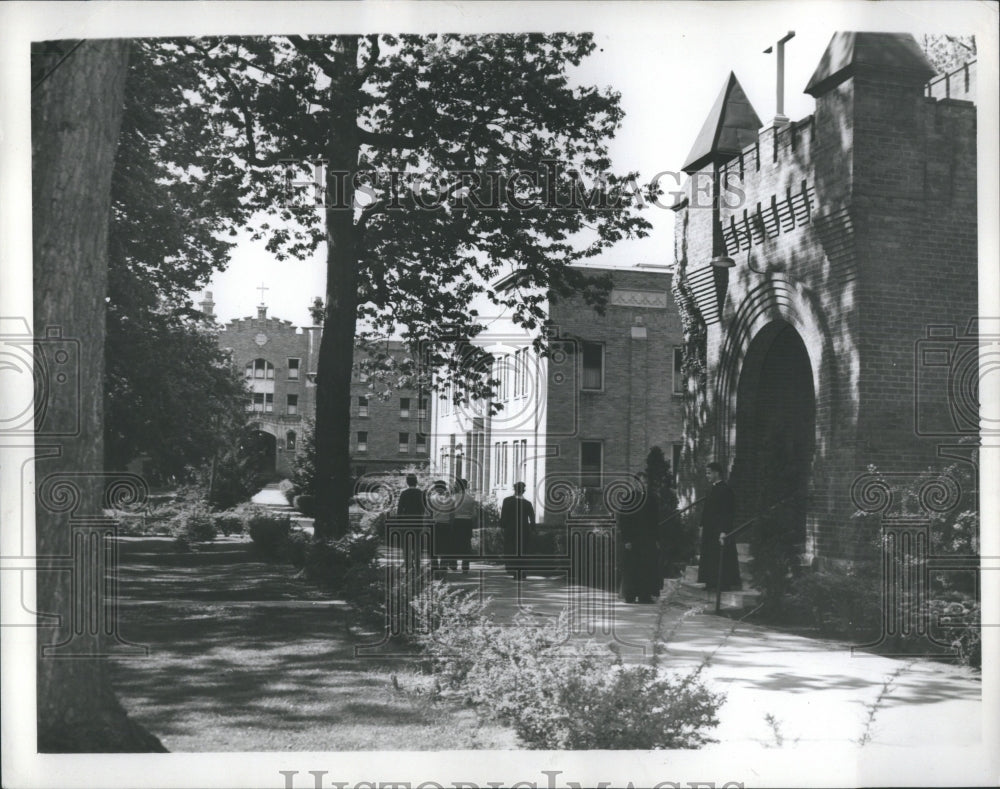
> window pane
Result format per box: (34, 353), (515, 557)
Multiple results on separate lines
(288, 358), (300, 379)
(358, 396), (368, 417)
(580, 441), (602, 487)
(673, 347), (684, 394)
(287, 394), (298, 415)
(357, 431), (368, 451)
(398, 432), (409, 453)
(582, 342), (603, 389)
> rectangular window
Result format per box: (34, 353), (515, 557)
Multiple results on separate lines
(580, 441), (603, 488)
(512, 440), (521, 484)
(357, 431), (368, 452)
(400, 397), (411, 419)
(264, 392), (274, 413)
(519, 439), (528, 480)
(673, 347), (684, 395)
(418, 398), (428, 420)
(399, 432), (409, 454)
(416, 433), (427, 454)
(286, 394), (298, 415)
(358, 396), (369, 417)
(494, 442), (501, 485)
(513, 350), (521, 399)
(288, 358), (300, 380)
(581, 341), (604, 390)
(501, 442), (509, 486)
(358, 369), (369, 382)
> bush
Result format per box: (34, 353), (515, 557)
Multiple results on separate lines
(783, 568), (881, 640)
(173, 504), (218, 543)
(302, 530), (381, 589)
(293, 494), (316, 518)
(925, 598), (981, 669)
(245, 509), (292, 555)
(285, 530), (312, 569)
(412, 583), (724, 749)
(213, 511), (244, 537)
(472, 526), (504, 557)
(278, 479), (296, 506)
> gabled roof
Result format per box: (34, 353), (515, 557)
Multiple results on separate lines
(805, 32), (936, 97)
(682, 72), (762, 174)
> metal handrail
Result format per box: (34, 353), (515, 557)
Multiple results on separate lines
(658, 496), (707, 529)
(715, 490), (804, 613)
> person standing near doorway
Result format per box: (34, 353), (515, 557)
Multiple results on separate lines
(696, 462), (741, 591)
(500, 481), (535, 576)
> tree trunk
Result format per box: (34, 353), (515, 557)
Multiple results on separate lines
(32, 39), (166, 752)
(313, 37), (361, 540)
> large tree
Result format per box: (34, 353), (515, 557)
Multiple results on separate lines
(159, 34), (650, 538)
(32, 39), (165, 751)
(104, 42), (252, 480)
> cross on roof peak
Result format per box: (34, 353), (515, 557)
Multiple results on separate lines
(257, 282), (269, 303)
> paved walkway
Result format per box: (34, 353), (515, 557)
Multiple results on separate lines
(111, 528), (983, 753)
(436, 564), (983, 749)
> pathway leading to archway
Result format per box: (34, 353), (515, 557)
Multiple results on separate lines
(108, 536), (982, 752)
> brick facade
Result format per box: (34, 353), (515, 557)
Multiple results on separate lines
(210, 299), (430, 478)
(430, 266), (686, 522)
(672, 33), (978, 565)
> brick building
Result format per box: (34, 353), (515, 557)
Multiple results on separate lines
(429, 265), (686, 522)
(672, 33), (978, 566)
(203, 294), (430, 478)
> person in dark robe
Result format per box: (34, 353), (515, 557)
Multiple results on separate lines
(397, 474), (426, 518)
(452, 478), (478, 574)
(619, 472), (661, 603)
(500, 481), (535, 576)
(697, 462), (741, 590)
(396, 474), (428, 572)
(428, 479), (455, 571)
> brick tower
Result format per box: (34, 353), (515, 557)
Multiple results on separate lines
(672, 32), (978, 566)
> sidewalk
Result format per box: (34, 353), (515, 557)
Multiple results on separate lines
(444, 564), (983, 749)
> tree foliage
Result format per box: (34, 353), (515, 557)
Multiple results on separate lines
(146, 34), (651, 536)
(104, 42), (253, 480)
(921, 34), (976, 73)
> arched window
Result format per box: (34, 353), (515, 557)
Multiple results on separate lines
(286, 431), (296, 451)
(245, 359), (274, 379)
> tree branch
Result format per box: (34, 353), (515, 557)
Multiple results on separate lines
(356, 126), (424, 150)
(357, 35), (381, 84)
(286, 35), (338, 78)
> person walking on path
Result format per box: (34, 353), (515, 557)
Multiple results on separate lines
(500, 481), (535, 576)
(452, 478), (478, 574)
(428, 479), (455, 572)
(619, 472), (662, 603)
(696, 462), (741, 591)
(396, 473), (428, 572)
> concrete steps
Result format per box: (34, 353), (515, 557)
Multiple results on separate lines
(675, 556), (761, 611)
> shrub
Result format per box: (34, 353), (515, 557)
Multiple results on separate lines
(293, 494), (316, 517)
(412, 583), (724, 749)
(213, 511), (244, 537)
(173, 504), (218, 543)
(472, 526), (504, 557)
(783, 567), (881, 640)
(285, 530), (312, 569)
(278, 479), (296, 506)
(925, 598), (981, 669)
(303, 530), (381, 589)
(245, 509), (292, 555)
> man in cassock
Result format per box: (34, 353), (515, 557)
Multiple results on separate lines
(500, 481), (535, 576)
(619, 472), (661, 604)
(696, 462), (741, 591)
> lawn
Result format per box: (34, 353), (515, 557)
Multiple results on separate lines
(109, 537), (518, 751)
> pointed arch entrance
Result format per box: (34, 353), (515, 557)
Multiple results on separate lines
(730, 320), (815, 546)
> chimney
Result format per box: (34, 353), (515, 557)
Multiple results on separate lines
(199, 291), (215, 319)
(257, 303), (267, 321)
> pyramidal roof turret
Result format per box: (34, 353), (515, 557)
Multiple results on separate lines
(682, 72), (762, 174)
(805, 32), (936, 96)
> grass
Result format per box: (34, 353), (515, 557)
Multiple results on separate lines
(109, 536), (517, 751)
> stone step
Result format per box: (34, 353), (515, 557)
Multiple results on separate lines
(672, 567), (761, 611)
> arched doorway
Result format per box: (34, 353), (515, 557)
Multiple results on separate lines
(245, 429), (277, 478)
(731, 321), (815, 547)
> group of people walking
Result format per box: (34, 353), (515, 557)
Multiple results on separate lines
(395, 474), (535, 574)
(392, 462), (741, 599)
(618, 461), (741, 603)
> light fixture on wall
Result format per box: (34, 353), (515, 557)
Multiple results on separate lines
(710, 254), (736, 268)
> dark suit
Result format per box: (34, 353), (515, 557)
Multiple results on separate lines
(619, 490), (661, 602)
(697, 480), (741, 590)
(397, 487), (427, 518)
(500, 494), (535, 571)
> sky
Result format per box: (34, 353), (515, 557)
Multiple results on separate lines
(193, 5), (996, 329)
